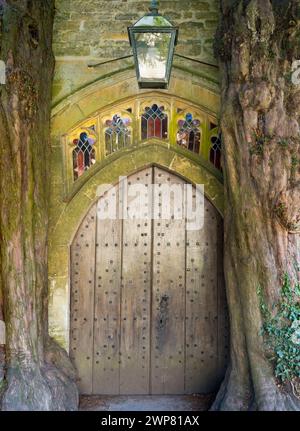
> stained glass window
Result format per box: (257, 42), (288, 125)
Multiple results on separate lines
(177, 113), (201, 154)
(210, 132), (222, 172)
(105, 114), (131, 155)
(72, 131), (96, 180)
(67, 98), (223, 188)
(141, 104), (168, 140)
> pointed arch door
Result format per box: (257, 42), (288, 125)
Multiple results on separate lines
(70, 166), (229, 395)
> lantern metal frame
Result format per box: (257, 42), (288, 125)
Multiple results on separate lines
(128, 0), (179, 89)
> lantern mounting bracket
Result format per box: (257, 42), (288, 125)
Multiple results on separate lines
(88, 54), (218, 71)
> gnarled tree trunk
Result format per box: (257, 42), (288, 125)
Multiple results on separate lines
(212, 0), (300, 411)
(0, 0), (78, 410)
(0, 281), (4, 399)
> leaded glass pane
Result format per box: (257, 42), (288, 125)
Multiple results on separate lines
(72, 131), (96, 180)
(210, 132), (222, 172)
(105, 114), (131, 156)
(177, 113), (201, 154)
(141, 104), (168, 140)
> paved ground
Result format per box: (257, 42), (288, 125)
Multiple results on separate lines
(79, 394), (214, 411)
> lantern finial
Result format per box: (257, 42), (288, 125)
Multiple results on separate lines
(149, 0), (159, 15)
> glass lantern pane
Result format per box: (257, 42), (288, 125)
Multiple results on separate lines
(134, 15), (173, 27)
(135, 32), (171, 80)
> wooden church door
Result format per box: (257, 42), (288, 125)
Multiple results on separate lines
(70, 166), (229, 395)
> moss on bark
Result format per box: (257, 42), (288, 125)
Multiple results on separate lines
(0, 1), (78, 411)
(212, 0), (300, 411)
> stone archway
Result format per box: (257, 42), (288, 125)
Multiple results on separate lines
(48, 70), (223, 371)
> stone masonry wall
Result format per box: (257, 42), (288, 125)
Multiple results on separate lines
(54, 0), (219, 61)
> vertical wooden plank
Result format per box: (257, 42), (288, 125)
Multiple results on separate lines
(70, 204), (96, 394)
(93, 186), (122, 394)
(185, 197), (219, 393)
(151, 167), (186, 394)
(120, 168), (152, 394)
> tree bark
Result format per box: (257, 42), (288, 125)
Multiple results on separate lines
(212, 0), (300, 411)
(0, 0), (78, 410)
(0, 278), (4, 400)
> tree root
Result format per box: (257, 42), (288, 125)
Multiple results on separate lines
(255, 383), (300, 411)
(1, 366), (54, 411)
(212, 365), (300, 411)
(210, 365), (254, 411)
(44, 337), (79, 411)
(1, 339), (78, 411)
(290, 380), (300, 400)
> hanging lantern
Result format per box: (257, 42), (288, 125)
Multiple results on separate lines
(128, 0), (178, 89)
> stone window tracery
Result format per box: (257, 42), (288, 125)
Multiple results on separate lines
(64, 96), (222, 190)
(210, 132), (222, 172)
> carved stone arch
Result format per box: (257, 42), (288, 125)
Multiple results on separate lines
(51, 69), (220, 136)
(56, 97), (222, 196)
